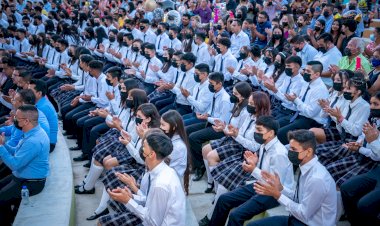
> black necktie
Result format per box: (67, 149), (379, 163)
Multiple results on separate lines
(330, 96), (339, 108)
(197, 45), (200, 55)
(340, 105), (352, 140)
(243, 120), (255, 137)
(174, 71), (179, 84)
(19, 43), (22, 52)
(219, 57), (224, 72)
(290, 85), (310, 123)
(157, 36), (162, 49)
(143, 34), (146, 42)
(192, 86), (201, 111)
(258, 147), (267, 169)
(58, 54), (62, 70)
(145, 59), (150, 75)
(210, 95), (216, 116)
(285, 80), (292, 94)
(96, 80), (99, 97)
(134, 53), (138, 62)
(146, 173), (151, 196)
(294, 173), (301, 203)
(179, 72), (186, 86)
(239, 61), (244, 71)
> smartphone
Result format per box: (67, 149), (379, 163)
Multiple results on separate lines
(355, 57), (361, 70)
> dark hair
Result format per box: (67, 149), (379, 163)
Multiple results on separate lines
(307, 60), (323, 74)
(347, 77), (367, 95)
(29, 79), (47, 96)
(88, 60), (104, 71)
(251, 91), (271, 117)
(18, 89), (36, 105)
(162, 48), (175, 73)
(106, 66), (122, 80)
(145, 43), (156, 51)
(181, 52), (196, 65)
(56, 38), (69, 47)
(317, 33), (334, 43)
(272, 52), (288, 82)
(161, 110), (191, 195)
(290, 35), (305, 44)
(209, 72), (224, 84)
(128, 88), (148, 114)
(143, 130), (173, 160)
(250, 45), (261, 58)
(256, 115), (280, 135)
(285, 56), (302, 67)
(18, 104), (38, 124)
(79, 54), (95, 64)
(19, 71), (32, 84)
(137, 103), (161, 128)
(287, 129), (317, 152)
(231, 81), (252, 117)
(195, 31), (206, 41)
(217, 37), (231, 48)
(195, 63), (210, 74)
(342, 19), (357, 32)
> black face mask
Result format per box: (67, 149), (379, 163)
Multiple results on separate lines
(139, 146), (146, 161)
(348, 4), (356, 10)
(145, 53), (151, 60)
(323, 11), (330, 17)
(333, 82), (343, 91)
(294, 47), (302, 52)
(285, 68), (293, 76)
(288, 150), (302, 165)
(344, 48), (352, 57)
(132, 46), (139, 52)
(29, 39), (35, 45)
(194, 73), (201, 83)
(140, 25), (145, 31)
(318, 47), (327, 54)
(23, 23), (30, 27)
(239, 52), (248, 60)
(254, 132), (266, 144)
(180, 64), (186, 72)
(302, 73), (312, 82)
(297, 22), (303, 28)
(94, 22), (100, 27)
(120, 91), (128, 101)
(263, 57), (272, 65)
(126, 99), (134, 109)
(314, 26), (321, 32)
(163, 57), (170, 62)
(135, 117), (143, 125)
(15, 36), (21, 40)
(230, 94), (238, 103)
(68, 51), (74, 57)
(236, 14), (242, 18)
(168, 34), (174, 40)
(55, 47), (61, 52)
(343, 91), (354, 100)
(106, 79), (112, 86)
(215, 24), (222, 30)
(185, 33), (192, 39)
(109, 37), (116, 42)
(14, 118), (22, 130)
(321, 3), (327, 8)
(273, 34), (282, 40)
(172, 61), (179, 68)
(282, 22), (288, 27)
(208, 84), (216, 93)
(156, 28), (162, 35)
(215, 46), (221, 54)
(370, 109), (380, 118)
(274, 61), (281, 69)
(126, 27), (132, 32)
(247, 105), (256, 115)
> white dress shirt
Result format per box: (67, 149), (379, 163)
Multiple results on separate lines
(125, 162), (186, 226)
(55, 59), (79, 79)
(211, 49), (238, 81)
(171, 68), (197, 106)
(296, 43), (319, 69)
(232, 57), (255, 82)
(91, 73), (112, 108)
(79, 72), (97, 103)
(103, 40), (119, 62)
(169, 135), (187, 178)
(207, 88), (233, 124)
(228, 107), (250, 129)
(187, 79), (213, 114)
(13, 38), (30, 55)
(319, 90), (348, 120)
(155, 33), (171, 56)
(33, 24), (45, 34)
(142, 29), (157, 44)
(359, 121), (380, 161)
(249, 58), (268, 86)
(250, 137), (295, 191)
(234, 115), (260, 151)
(279, 156), (337, 226)
(73, 69), (86, 89)
(274, 74), (306, 111)
(105, 84), (121, 115)
(45, 49), (70, 72)
(192, 42), (211, 65)
(83, 39), (97, 50)
(169, 38), (182, 51)
(294, 77), (329, 124)
(137, 56), (163, 84)
(313, 46), (342, 86)
(156, 66), (176, 83)
(230, 30), (250, 58)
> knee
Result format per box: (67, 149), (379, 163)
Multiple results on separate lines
(202, 144), (211, 158)
(94, 160), (102, 166)
(104, 158), (118, 170)
(207, 151), (219, 165)
(309, 128), (326, 144)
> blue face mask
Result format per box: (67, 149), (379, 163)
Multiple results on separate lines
(370, 34), (376, 42)
(372, 58), (380, 68)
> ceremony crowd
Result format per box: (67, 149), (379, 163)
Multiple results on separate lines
(0, 0), (379, 225)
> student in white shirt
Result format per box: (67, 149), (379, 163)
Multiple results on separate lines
(139, 19), (156, 44)
(230, 46), (256, 84)
(123, 39), (145, 69)
(230, 19), (250, 58)
(207, 116), (295, 226)
(192, 32), (211, 66)
(11, 28), (30, 56)
(106, 131), (186, 226)
(155, 22), (171, 57)
(290, 35), (319, 69)
(32, 15), (45, 35)
(252, 130), (337, 226)
(21, 16), (36, 35)
(277, 60), (329, 144)
(122, 19), (143, 41)
(168, 26), (182, 51)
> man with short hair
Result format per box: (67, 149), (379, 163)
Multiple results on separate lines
(290, 35), (318, 69)
(230, 19), (250, 58)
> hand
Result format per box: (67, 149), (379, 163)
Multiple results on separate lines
(227, 66), (235, 74)
(8, 89), (16, 98)
(307, 28), (314, 37)
(254, 171), (283, 199)
(208, 46), (217, 56)
(344, 142), (362, 152)
(106, 91), (115, 100)
(240, 67), (249, 75)
(164, 83), (175, 90)
(97, 109), (109, 118)
(71, 97), (79, 107)
(115, 172), (138, 192)
(139, 70), (146, 78)
(325, 106), (342, 119)
(328, 64), (340, 74)
(248, 66), (258, 76)
(123, 58), (131, 66)
(263, 77), (277, 92)
(132, 61), (140, 68)
(89, 109), (99, 116)
(180, 87), (190, 98)
(112, 116), (122, 129)
(2, 95), (11, 103)
(0, 132), (5, 145)
(196, 113), (208, 120)
(242, 151), (258, 173)
(212, 119), (226, 132)
(107, 187), (132, 204)
(224, 124), (239, 137)
(136, 122), (148, 138)
(285, 93), (297, 102)
(119, 135), (131, 145)
(363, 122), (379, 143)
(149, 64), (160, 72)
(318, 99), (330, 109)
(81, 95), (92, 101)
(265, 28), (272, 37)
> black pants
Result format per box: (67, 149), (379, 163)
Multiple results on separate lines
(80, 116), (108, 157)
(70, 107), (97, 147)
(142, 82), (156, 95)
(62, 102), (94, 134)
(186, 122), (224, 169)
(159, 102), (192, 115)
(277, 115), (320, 144)
(341, 166), (380, 226)
(247, 215), (307, 226)
(50, 143), (56, 153)
(0, 175), (46, 226)
(210, 184), (279, 226)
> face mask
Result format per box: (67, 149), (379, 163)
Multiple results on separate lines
(169, 34), (174, 40)
(215, 24), (222, 30)
(348, 4), (356, 10)
(126, 99), (133, 108)
(285, 68), (293, 76)
(109, 37), (116, 42)
(344, 48), (352, 57)
(302, 73), (312, 82)
(370, 109), (380, 118)
(371, 58), (380, 68)
(343, 91), (353, 101)
(139, 147), (146, 161)
(333, 82), (343, 91)
(55, 46), (61, 52)
(140, 25), (145, 31)
(15, 36), (21, 40)
(14, 118), (22, 130)
(274, 61), (281, 69)
(314, 26), (321, 32)
(288, 149), (302, 165)
(323, 11), (330, 17)
(254, 132), (266, 144)
(273, 34), (282, 40)
(68, 51), (74, 58)
(246, 105), (256, 115)
(156, 28), (162, 35)
(185, 33), (192, 39)
(106, 79), (112, 86)
(239, 52), (248, 60)
(132, 46), (139, 52)
(282, 22), (288, 27)
(297, 22), (303, 27)
(163, 57), (170, 62)
(145, 53), (151, 60)
(230, 94), (238, 103)
(208, 84), (216, 93)
(215, 46), (221, 54)
(236, 14), (242, 18)
(120, 91), (128, 100)
(180, 64), (186, 72)
(23, 23), (30, 27)
(263, 57), (272, 65)
(294, 47), (302, 52)
(135, 117), (143, 125)
(172, 61), (179, 68)
(29, 39), (35, 45)
(321, 3), (327, 8)
(370, 34), (375, 42)
(94, 22), (100, 27)
(194, 73), (201, 83)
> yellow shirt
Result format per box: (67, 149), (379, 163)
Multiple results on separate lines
(338, 54), (372, 73)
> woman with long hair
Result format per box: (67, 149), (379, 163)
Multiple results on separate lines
(266, 26), (291, 53)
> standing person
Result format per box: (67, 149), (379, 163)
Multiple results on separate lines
(0, 105), (50, 225)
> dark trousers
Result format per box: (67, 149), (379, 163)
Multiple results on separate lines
(159, 102), (192, 115)
(341, 166), (380, 226)
(142, 82), (156, 95)
(0, 175), (46, 226)
(62, 102), (94, 134)
(210, 184), (279, 226)
(154, 95), (176, 111)
(71, 107), (97, 148)
(182, 113), (203, 126)
(186, 122), (224, 169)
(247, 215), (307, 226)
(80, 116), (108, 156)
(0, 163), (11, 179)
(50, 143), (56, 153)
(277, 115), (320, 144)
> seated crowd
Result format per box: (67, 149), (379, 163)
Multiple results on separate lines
(0, 0), (379, 226)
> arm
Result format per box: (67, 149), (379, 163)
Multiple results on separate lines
(294, 88), (327, 118)
(0, 139), (40, 171)
(340, 106), (370, 137)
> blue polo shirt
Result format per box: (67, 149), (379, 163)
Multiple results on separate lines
(36, 96), (58, 144)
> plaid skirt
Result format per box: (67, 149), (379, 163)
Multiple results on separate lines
(316, 135), (357, 166)
(210, 137), (245, 161)
(93, 130), (121, 163)
(324, 147), (379, 187)
(323, 127), (350, 142)
(211, 150), (254, 191)
(99, 211), (143, 226)
(102, 162), (145, 190)
(147, 89), (172, 101)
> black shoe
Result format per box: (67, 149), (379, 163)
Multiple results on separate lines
(83, 161), (91, 168)
(198, 216), (210, 226)
(204, 182), (214, 193)
(75, 185), (95, 194)
(86, 208), (109, 221)
(192, 167), (205, 181)
(73, 154), (89, 162)
(62, 131), (69, 136)
(67, 135), (77, 139)
(69, 146), (81, 151)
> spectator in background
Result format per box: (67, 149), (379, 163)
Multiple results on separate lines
(252, 11), (271, 49)
(193, 0), (212, 24)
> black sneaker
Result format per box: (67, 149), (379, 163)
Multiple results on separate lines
(198, 216), (210, 226)
(75, 185), (95, 194)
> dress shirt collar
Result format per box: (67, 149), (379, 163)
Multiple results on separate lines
(233, 30), (244, 38)
(242, 57), (253, 64)
(96, 73), (106, 81)
(214, 87), (226, 99)
(349, 96), (363, 109)
(309, 77), (323, 88)
(300, 155), (319, 175)
(149, 161), (167, 179)
(24, 125), (41, 139)
(263, 136), (280, 153)
(221, 49), (232, 58)
(291, 73), (302, 81)
(184, 67), (195, 76)
(199, 79), (209, 88)
(171, 134), (181, 142)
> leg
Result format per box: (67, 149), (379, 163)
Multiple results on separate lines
(247, 216), (289, 226)
(309, 128), (326, 144)
(88, 123), (110, 158)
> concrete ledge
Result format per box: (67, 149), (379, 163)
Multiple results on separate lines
(13, 130), (75, 226)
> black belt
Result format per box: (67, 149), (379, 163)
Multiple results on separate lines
(13, 175), (46, 182)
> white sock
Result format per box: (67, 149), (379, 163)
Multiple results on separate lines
(83, 158), (95, 184)
(204, 159), (213, 185)
(83, 162), (104, 190)
(94, 187), (109, 214)
(207, 185), (228, 219)
(209, 165), (216, 187)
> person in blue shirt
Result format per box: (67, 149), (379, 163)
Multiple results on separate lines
(0, 105), (50, 225)
(252, 11), (271, 49)
(29, 79), (58, 152)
